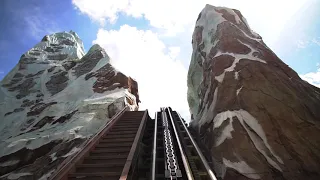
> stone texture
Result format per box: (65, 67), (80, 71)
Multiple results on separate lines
(62, 61), (76, 71)
(0, 138), (84, 180)
(52, 110), (77, 124)
(188, 4), (320, 180)
(45, 71), (69, 95)
(48, 66), (55, 73)
(31, 116), (55, 131)
(47, 54), (68, 61)
(74, 44), (106, 77)
(8, 78), (36, 99)
(27, 102), (58, 117)
(85, 63), (140, 103)
(25, 70), (45, 78)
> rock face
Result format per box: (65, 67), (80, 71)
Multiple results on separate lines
(188, 4), (320, 180)
(0, 31), (140, 179)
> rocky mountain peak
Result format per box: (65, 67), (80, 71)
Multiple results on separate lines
(188, 4), (320, 180)
(0, 31), (139, 179)
(40, 31), (85, 59)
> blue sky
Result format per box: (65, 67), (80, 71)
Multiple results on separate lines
(0, 0), (98, 75)
(0, 0), (319, 119)
(0, 0), (151, 77)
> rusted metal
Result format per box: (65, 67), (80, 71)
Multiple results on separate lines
(49, 106), (130, 180)
(119, 110), (148, 180)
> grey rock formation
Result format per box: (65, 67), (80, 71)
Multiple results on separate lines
(0, 31), (139, 179)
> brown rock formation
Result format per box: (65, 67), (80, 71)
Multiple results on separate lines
(188, 4), (320, 180)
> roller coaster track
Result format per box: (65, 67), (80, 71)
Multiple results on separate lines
(50, 107), (217, 180)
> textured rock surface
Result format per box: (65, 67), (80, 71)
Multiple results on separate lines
(0, 31), (139, 179)
(188, 4), (320, 180)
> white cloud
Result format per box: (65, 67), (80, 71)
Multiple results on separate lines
(72, 0), (130, 25)
(312, 37), (320, 46)
(300, 66), (320, 88)
(11, 3), (60, 40)
(93, 25), (190, 120)
(72, 0), (205, 34)
(168, 47), (181, 60)
(295, 37), (320, 49)
(24, 14), (60, 40)
(296, 39), (310, 49)
(73, 0), (314, 121)
(72, 0), (311, 45)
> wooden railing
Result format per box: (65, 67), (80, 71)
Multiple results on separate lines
(119, 110), (148, 180)
(49, 106), (130, 180)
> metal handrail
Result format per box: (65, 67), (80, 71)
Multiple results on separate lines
(166, 108), (194, 180)
(49, 106), (130, 180)
(176, 112), (217, 180)
(151, 112), (158, 180)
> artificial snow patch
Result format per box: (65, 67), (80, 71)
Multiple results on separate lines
(215, 119), (234, 147)
(62, 147), (81, 158)
(0, 159), (19, 167)
(194, 4), (227, 52)
(215, 73), (225, 83)
(39, 169), (55, 180)
(7, 172), (32, 180)
(236, 86), (243, 95)
(213, 41), (266, 83)
(50, 152), (57, 162)
(198, 87), (218, 126)
(223, 158), (260, 179)
(213, 110), (283, 171)
(215, 7), (242, 24)
(234, 71), (239, 80)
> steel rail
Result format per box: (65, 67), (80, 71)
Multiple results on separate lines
(166, 108), (194, 180)
(151, 112), (158, 180)
(161, 109), (180, 179)
(176, 112), (218, 180)
(49, 106), (129, 180)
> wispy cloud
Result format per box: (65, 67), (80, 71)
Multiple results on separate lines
(312, 37), (320, 46)
(300, 64), (320, 88)
(9, 1), (60, 40)
(23, 8), (60, 40)
(296, 39), (310, 49)
(0, 71), (4, 74)
(23, 13), (60, 39)
(296, 37), (320, 49)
